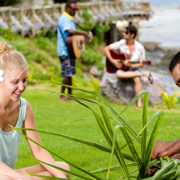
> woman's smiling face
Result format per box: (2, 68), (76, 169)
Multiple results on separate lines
(1, 67), (28, 101)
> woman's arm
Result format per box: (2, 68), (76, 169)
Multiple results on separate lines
(0, 161), (29, 179)
(23, 102), (68, 178)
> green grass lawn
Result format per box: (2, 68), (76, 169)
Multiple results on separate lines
(16, 84), (180, 179)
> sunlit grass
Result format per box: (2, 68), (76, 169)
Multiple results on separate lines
(16, 84), (179, 179)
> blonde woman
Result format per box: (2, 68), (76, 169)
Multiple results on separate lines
(0, 42), (69, 180)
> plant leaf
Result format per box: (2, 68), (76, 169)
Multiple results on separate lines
(141, 92), (149, 161)
(120, 126), (141, 169)
(140, 111), (164, 177)
(13, 127), (102, 180)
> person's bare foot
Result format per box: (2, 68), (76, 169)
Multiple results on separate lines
(136, 97), (142, 108)
(137, 101), (142, 108)
(144, 72), (153, 84)
(147, 72), (153, 84)
(148, 72), (153, 84)
(136, 105), (142, 109)
(59, 95), (71, 102)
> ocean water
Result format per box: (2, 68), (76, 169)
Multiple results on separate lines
(150, 0), (180, 6)
(139, 1), (180, 48)
(138, 1), (180, 93)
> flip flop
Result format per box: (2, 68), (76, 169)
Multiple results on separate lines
(148, 72), (153, 84)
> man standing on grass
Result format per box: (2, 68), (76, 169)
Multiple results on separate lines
(152, 51), (180, 160)
(57, 0), (92, 102)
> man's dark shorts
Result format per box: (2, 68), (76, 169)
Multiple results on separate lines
(59, 56), (75, 77)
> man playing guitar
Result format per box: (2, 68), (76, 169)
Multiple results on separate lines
(104, 23), (153, 108)
(57, 0), (92, 102)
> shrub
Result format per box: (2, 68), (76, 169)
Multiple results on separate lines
(87, 74), (100, 92)
(94, 24), (111, 44)
(0, 0), (20, 6)
(33, 73), (51, 81)
(0, 28), (19, 40)
(78, 5), (96, 32)
(81, 49), (103, 70)
(158, 87), (179, 109)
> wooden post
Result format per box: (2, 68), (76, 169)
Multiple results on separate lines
(134, 19), (140, 40)
(110, 22), (118, 43)
(42, 5), (46, 32)
(8, 7), (12, 29)
(119, 0), (123, 11)
(31, 7), (35, 37)
(98, 1), (102, 25)
(61, 3), (65, 14)
(20, 7), (24, 36)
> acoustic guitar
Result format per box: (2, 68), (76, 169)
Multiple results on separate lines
(66, 35), (87, 58)
(106, 50), (151, 73)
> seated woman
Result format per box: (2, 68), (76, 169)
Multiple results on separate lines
(0, 42), (69, 179)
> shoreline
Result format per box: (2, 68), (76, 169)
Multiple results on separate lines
(139, 6), (180, 49)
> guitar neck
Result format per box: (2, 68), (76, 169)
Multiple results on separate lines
(130, 60), (151, 65)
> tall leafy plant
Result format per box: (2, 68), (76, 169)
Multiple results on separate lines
(94, 24), (110, 44)
(15, 88), (168, 179)
(78, 5), (96, 32)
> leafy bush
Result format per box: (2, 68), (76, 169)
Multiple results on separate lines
(0, 0), (20, 6)
(149, 157), (180, 179)
(0, 28), (20, 40)
(81, 49), (103, 70)
(78, 5), (96, 32)
(176, 97), (180, 104)
(35, 35), (57, 58)
(34, 53), (44, 63)
(32, 73), (51, 81)
(87, 74), (100, 92)
(94, 24), (111, 44)
(158, 87), (179, 109)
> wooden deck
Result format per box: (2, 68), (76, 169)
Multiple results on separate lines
(0, 0), (150, 36)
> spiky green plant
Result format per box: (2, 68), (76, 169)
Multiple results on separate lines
(143, 157), (180, 180)
(87, 74), (100, 92)
(158, 87), (180, 109)
(14, 87), (175, 179)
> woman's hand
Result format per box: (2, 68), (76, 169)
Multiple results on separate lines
(15, 175), (32, 180)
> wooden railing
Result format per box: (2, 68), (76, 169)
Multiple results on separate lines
(0, 0), (150, 36)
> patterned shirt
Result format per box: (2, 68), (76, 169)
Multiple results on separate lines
(110, 39), (145, 63)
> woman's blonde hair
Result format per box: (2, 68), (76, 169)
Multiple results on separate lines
(0, 42), (27, 72)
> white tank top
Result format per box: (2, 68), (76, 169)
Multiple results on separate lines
(0, 97), (27, 168)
